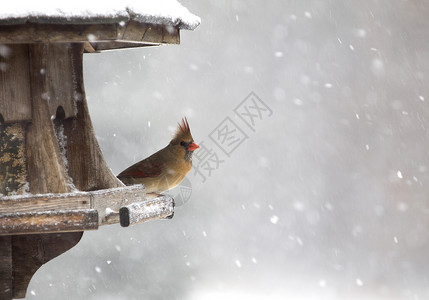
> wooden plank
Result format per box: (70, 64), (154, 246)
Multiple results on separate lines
(143, 24), (164, 44)
(26, 43), (72, 194)
(0, 23), (117, 44)
(0, 192), (91, 213)
(119, 195), (174, 227)
(0, 44), (32, 123)
(0, 210), (98, 235)
(162, 25), (180, 44)
(0, 184), (146, 225)
(122, 20), (149, 41)
(91, 185), (146, 225)
(45, 44), (76, 119)
(116, 22), (128, 40)
(0, 23), (179, 50)
(122, 22), (179, 44)
(0, 123), (27, 196)
(83, 42), (96, 53)
(0, 236), (12, 299)
(91, 41), (159, 52)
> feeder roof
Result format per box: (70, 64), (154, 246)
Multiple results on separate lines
(0, 0), (200, 30)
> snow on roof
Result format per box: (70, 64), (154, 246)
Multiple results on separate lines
(0, 0), (200, 30)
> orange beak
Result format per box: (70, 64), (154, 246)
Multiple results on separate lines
(188, 142), (199, 151)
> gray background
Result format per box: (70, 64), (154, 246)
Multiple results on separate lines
(28, 1), (429, 299)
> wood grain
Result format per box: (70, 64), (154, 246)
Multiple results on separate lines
(0, 236), (12, 299)
(0, 184), (146, 225)
(12, 233), (83, 298)
(11, 43), (83, 299)
(143, 24), (164, 44)
(0, 192), (91, 213)
(91, 185), (146, 225)
(25, 43), (72, 194)
(0, 44), (31, 123)
(45, 44), (76, 119)
(0, 23), (117, 44)
(0, 210), (98, 235)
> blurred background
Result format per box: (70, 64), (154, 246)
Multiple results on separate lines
(28, 1), (429, 299)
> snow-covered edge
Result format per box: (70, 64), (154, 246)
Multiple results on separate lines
(0, 1), (200, 30)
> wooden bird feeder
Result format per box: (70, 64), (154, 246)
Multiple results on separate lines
(0, 2), (200, 299)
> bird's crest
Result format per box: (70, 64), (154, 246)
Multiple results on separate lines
(174, 117), (193, 141)
(178, 117), (191, 135)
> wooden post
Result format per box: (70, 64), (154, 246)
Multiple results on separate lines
(10, 43), (83, 299)
(0, 236), (12, 299)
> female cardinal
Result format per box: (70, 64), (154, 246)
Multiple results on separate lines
(117, 118), (199, 195)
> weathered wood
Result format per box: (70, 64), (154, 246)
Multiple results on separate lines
(0, 185), (146, 225)
(0, 22), (180, 48)
(119, 21), (179, 44)
(0, 44), (32, 123)
(91, 185), (146, 225)
(9, 43), (84, 299)
(119, 195), (174, 227)
(83, 42), (97, 53)
(0, 210), (98, 235)
(0, 236), (12, 299)
(45, 44), (77, 119)
(0, 123), (27, 196)
(26, 43), (72, 194)
(162, 26), (180, 44)
(89, 41), (157, 52)
(62, 43), (125, 191)
(0, 192), (91, 214)
(143, 24), (164, 44)
(0, 23), (117, 44)
(122, 20), (149, 41)
(12, 233), (83, 298)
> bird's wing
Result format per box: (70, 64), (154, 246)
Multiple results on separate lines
(117, 158), (164, 179)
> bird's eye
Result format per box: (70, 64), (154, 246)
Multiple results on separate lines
(180, 141), (186, 146)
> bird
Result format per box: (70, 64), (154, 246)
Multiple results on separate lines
(117, 118), (199, 196)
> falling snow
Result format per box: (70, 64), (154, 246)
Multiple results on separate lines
(270, 215), (279, 224)
(293, 98), (303, 106)
(235, 259), (242, 268)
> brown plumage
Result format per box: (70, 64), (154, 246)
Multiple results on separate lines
(117, 118), (199, 194)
